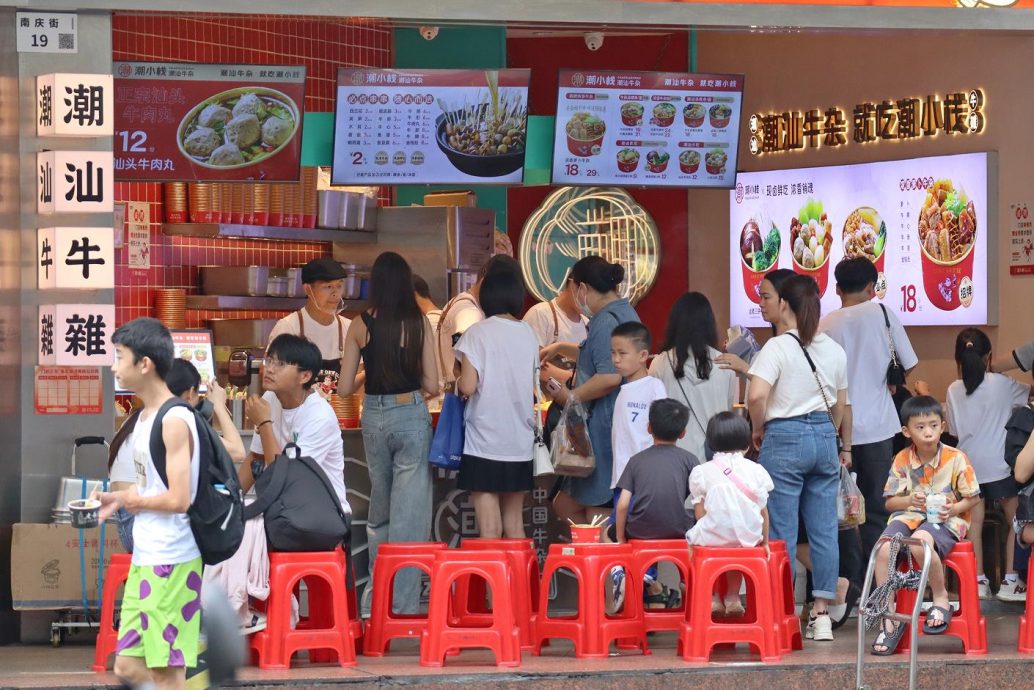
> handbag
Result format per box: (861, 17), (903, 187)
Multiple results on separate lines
(533, 364), (552, 477)
(786, 332), (845, 454)
(242, 442), (351, 552)
(880, 304), (907, 386)
(550, 396), (596, 477)
(428, 388), (465, 471)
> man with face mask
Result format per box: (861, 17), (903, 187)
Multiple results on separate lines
(265, 258), (352, 398)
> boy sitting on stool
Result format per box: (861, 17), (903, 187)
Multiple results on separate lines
(870, 395), (981, 655)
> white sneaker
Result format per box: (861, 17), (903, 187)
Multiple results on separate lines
(242, 612), (266, 635)
(808, 613), (834, 642)
(977, 580), (992, 600)
(996, 578), (1027, 602)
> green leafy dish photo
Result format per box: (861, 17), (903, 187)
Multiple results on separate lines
(740, 217), (781, 272)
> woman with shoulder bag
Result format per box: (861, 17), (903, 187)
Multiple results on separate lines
(454, 258), (540, 538)
(649, 292), (737, 460)
(747, 274), (849, 643)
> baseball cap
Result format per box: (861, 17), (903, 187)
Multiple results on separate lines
(301, 258), (347, 284)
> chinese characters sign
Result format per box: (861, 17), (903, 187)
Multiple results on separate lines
(34, 367), (102, 415)
(113, 62), (306, 182)
(333, 68), (530, 185)
(39, 304), (115, 366)
(730, 152), (990, 327)
(749, 89), (985, 156)
(551, 70), (744, 189)
(16, 12), (77, 53)
(1008, 202), (1034, 276)
(37, 150), (114, 214)
(37, 228), (114, 289)
(36, 74), (113, 137)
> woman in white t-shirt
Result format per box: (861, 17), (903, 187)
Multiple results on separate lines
(747, 274), (848, 642)
(947, 328), (1033, 599)
(455, 260), (539, 538)
(650, 292), (737, 459)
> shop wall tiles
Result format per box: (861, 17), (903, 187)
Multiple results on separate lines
(110, 13), (392, 326)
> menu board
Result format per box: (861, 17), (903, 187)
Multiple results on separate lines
(113, 62), (306, 181)
(729, 152), (992, 327)
(332, 68), (530, 185)
(114, 329), (215, 393)
(551, 70), (744, 188)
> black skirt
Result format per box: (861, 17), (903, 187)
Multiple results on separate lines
(457, 453), (534, 493)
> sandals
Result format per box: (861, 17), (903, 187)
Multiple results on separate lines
(645, 584), (682, 609)
(871, 620), (906, 656)
(922, 605), (954, 635)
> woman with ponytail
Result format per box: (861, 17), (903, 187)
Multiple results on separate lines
(946, 328), (1032, 601)
(541, 255), (642, 525)
(746, 274), (849, 642)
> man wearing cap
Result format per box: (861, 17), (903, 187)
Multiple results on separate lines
(266, 258), (351, 397)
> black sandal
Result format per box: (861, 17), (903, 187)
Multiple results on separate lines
(922, 605), (954, 635)
(871, 620), (906, 656)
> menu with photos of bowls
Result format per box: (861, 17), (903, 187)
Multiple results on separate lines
(551, 69), (744, 188)
(333, 68), (531, 186)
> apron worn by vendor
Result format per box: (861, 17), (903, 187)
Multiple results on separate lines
(297, 310), (345, 396)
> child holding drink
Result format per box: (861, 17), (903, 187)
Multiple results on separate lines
(870, 396), (981, 656)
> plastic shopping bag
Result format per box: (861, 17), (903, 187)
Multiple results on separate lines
(549, 397), (595, 478)
(428, 392), (465, 471)
(838, 465), (866, 528)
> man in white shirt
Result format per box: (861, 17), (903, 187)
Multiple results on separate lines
(820, 257), (918, 558)
(212, 334), (350, 633)
(98, 318), (201, 690)
(413, 273), (443, 334)
(265, 258), (352, 398)
(523, 273), (589, 350)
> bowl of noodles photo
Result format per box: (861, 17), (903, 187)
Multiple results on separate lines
(842, 207), (887, 272)
(917, 179), (977, 311)
(565, 112), (606, 157)
(177, 87), (299, 170)
(435, 72), (528, 177)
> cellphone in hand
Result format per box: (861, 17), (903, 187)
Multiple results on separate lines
(545, 377), (563, 394)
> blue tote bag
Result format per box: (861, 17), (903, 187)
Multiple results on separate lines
(428, 392), (465, 471)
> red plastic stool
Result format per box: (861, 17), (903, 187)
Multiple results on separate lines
(626, 539), (692, 633)
(420, 550), (521, 667)
(1018, 548), (1034, 652)
(769, 540), (803, 652)
(249, 548), (359, 669)
(453, 538), (539, 650)
(92, 553), (132, 672)
(678, 546), (782, 662)
(363, 542), (446, 656)
(533, 543), (649, 658)
(894, 540), (986, 655)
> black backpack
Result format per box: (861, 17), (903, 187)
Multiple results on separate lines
(242, 443), (350, 552)
(1005, 403), (1034, 520)
(150, 398), (246, 566)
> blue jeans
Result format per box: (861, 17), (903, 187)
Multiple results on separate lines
(361, 392), (433, 614)
(116, 507), (134, 552)
(760, 412), (840, 600)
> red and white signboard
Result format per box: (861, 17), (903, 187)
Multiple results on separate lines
(37, 227), (114, 289)
(39, 303), (115, 366)
(36, 73), (113, 137)
(333, 68), (531, 185)
(37, 150), (114, 214)
(172, 330), (216, 387)
(34, 366), (103, 415)
(113, 62), (306, 182)
(552, 70), (745, 188)
(1008, 201), (1034, 276)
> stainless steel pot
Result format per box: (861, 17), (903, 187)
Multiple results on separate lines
(52, 436), (111, 524)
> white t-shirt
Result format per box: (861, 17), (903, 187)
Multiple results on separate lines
(267, 310), (351, 361)
(249, 391), (351, 513)
(110, 432), (136, 483)
(454, 317), (539, 462)
(437, 292), (483, 384)
(649, 347), (737, 460)
(523, 299), (589, 349)
(131, 405), (201, 566)
(946, 374), (1031, 484)
(687, 452), (774, 547)
(820, 302), (919, 445)
(611, 375), (668, 489)
(748, 330), (848, 421)
(425, 308), (443, 336)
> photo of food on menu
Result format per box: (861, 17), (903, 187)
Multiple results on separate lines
(729, 152), (990, 327)
(552, 69), (744, 188)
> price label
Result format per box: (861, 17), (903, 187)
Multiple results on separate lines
(16, 12), (77, 54)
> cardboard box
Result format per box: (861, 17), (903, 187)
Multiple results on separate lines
(11, 523), (125, 610)
(423, 190), (477, 208)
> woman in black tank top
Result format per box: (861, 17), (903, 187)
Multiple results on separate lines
(339, 251), (439, 615)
